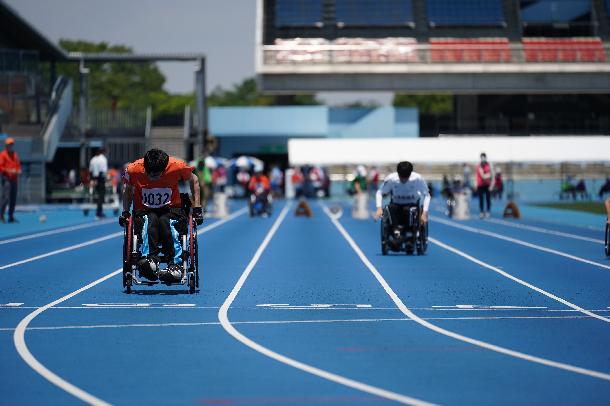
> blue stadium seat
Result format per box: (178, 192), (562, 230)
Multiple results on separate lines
(275, 0), (323, 27)
(427, 0), (505, 26)
(335, 0), (414, 26)
(606, 0), (610, 15)
(520, 0), (591, 24)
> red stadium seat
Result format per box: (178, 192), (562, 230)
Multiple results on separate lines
(430, 38), (510, 63)
(522, 38), (605, 63)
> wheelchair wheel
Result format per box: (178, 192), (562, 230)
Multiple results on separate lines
(417, 222), (428, 256)
(122, 217), (133, 293)
(605, 223), (610, 258)
(380, 217), (388, 256)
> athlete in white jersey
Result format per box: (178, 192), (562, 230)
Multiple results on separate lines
(374, 161), (430, 224)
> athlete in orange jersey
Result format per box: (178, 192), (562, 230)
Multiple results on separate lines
(120, 149), (203, 282)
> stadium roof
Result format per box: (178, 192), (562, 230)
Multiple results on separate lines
(0, 0), (66, 60)
(288, 136), (610, 165)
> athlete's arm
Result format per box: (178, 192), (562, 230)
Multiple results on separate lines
(605, 197), (610, 224)
(123, 183), (133, 212)
(190, 173), (201, 207)
(374, 176), (392, 220)
(418, 178), (431, 224)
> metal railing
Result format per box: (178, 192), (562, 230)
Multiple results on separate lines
(262, 43), (610, 65)
(0, 49), (39, 73)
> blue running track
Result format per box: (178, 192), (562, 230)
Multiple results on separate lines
(1, 201), (609, 405)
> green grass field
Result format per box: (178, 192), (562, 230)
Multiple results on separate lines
(533, 202), (607, 215)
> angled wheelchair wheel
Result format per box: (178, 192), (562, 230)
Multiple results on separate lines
(417, 222), (429, 256)
(605, 223), (610, 258)
(380, 217), (388, 255)
(123, 217), (133, 293)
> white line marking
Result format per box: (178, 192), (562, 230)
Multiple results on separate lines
(4, 303), (24, 307)
(13, 207), (245, 406)
(431, 216), (610, 271)
(485, 218), (604, 244)
(1, 314), (599, 332)
(14, 268), (121, 406)
(0, 208), (247, 272)
(429, 237), (610, 323)
(324, 206), (610, 381)
(218, 203), (436, 406)
(0, 232), (122, 271)
(0, 218), (116, 245)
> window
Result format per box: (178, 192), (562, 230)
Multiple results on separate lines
(275, 0), (323, 27)
(427, 0), (505, 27)
(335, 0), (414, 27)
(519, 0), (591, 24)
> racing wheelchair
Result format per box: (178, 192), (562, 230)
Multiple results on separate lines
(380, 203), (428, 256)
(121, 193), (200, 294)
(249, 186), (272, 217)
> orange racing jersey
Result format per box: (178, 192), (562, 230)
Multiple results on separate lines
(124, 157), (194, 210)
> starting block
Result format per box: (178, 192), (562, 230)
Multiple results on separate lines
(295, 199), (313, 217)
(503, 201), (521, 219)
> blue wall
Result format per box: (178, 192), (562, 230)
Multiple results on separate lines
(209, 106), (419, 156)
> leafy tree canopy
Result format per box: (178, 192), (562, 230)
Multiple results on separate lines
(393, 94), (453, 115)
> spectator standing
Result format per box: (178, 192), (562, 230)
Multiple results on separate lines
(269, 165), (284, 198)
(0, 137), (21, 223)
(89, 148), (108, 218)
(475, 152), (494, 218)
(352, 165), (368, 195)
(291, 167), (304, 198)
(493, 168), (504, 200)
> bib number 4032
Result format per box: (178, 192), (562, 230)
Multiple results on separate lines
(142, 188), (172, 208)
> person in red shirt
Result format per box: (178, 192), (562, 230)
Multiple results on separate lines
(119, 149), (203, 282)
(475, 152), (494, 219)
(248, 168), (271, 216)
(0, 137), (22, 223)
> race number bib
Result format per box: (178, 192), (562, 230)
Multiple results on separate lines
(142, 188), (172, 208)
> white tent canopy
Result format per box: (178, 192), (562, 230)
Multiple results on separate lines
(288, 136), (610, 165)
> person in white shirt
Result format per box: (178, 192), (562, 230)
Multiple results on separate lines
(89, 148), (108, 218)
(374, 161), (430, 225)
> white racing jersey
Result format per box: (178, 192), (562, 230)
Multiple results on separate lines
(376, 171), (431, 211)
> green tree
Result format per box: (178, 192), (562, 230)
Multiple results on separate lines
(393, 94), (453, 115)
(55, 40), (167, 111)
(207, 78), (320, 106)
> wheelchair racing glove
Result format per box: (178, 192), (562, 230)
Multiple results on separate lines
(193, 207), (204, 225)
(119, 210), (131, 227)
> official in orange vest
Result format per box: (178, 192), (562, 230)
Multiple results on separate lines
(0, 137), (22, 223)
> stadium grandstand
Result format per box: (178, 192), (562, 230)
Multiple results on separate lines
(257, 0), (610, 136)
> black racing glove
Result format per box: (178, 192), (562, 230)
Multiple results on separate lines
(119, 210), (131, 228)
(193, 207), (204, 225)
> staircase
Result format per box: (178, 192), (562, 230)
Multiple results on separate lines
(148, 127), (185, 160)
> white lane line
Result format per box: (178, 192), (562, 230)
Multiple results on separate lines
(0, 219), (116, 245)
(431, 216), (610, 271)
(324, 207), (610, 382)
(197, 207), (248, 236)
(429, 237), (610, 324)
(1, 314), (599, 332)
(0, 232), (123, 271)
(218, 204), (436, 406)
(485, 218), (604, 244)
(0, 208), (247, 272)
(14, 268), (121, 406)
(12, 207), (246, 406)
